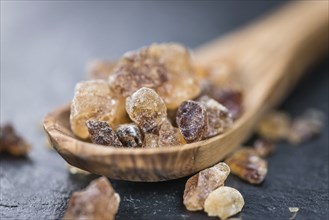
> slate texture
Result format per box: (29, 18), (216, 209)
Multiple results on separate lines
(1, 1), (328, 220)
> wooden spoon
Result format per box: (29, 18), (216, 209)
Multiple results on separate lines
(44, 1), (328, 181)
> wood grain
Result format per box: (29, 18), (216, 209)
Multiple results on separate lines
(44, 1), (328, 181)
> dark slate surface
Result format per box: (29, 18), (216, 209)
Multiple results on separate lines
(0, 1), (328, 220)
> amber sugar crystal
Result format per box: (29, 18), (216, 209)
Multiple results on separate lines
(64, 177), (120, 220)
(225, 148), (268, 184)
(70, 80), (128, 139)
(183, 162), (230, 211)
(126, 87), (167, 134)
(109, 43), (201, 109)
(204, 186), (244, 220)
(159, 119), (186, 147)
(256, 111), (291, 141)
(142, 133), (160, 148)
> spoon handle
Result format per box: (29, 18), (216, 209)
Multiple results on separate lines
(197, 1), (328, 110)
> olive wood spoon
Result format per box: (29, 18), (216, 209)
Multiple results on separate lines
(44, 1), (328, 181)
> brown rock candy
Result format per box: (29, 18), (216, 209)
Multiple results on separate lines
(148, 43), (192, 75)
(287, 109), (325, 144)
(63, 177), (120, 220)
(201, 81), (243, 120)
(159, 119), (186, 147)
(86, 120), (122, 147)
(256, 111), (291, 141)
(87, 60), (116, 80)
(225, 148), (267, 184)
(183, 162), (230, 211)
(156, 73), (200, 109)
(70, 80), (128, 139)
(126, 87), (167, 133)
(149, 43), (200, 109)
(116, 123), (143, 148)
(253, 139), (276, 157)
(109, 43), (200, 109)
(204, 186), (244, 220)
(109, 46), (168, 97)
(197, 96), (233, 138)
(0, 123), (31, 157)
(176, 100), (208, 143)
(213, 86), (243, 120)
(142, 133), (159, 148)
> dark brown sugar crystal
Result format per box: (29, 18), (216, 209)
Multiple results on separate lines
(86, 120), (123, 147)
(288, 109), (325, 144)
(176, 100), (208, 143)
(197, 96), (233, 138)
(0, 123), (31, 156)
(200, 80), (243, 120)
(116, 123), (143, 148)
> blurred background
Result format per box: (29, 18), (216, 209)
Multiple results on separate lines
(1, 1), (328, 220)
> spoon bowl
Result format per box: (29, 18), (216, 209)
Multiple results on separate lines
(44, 1), (328, 181)
(44, 102), (254, 181)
